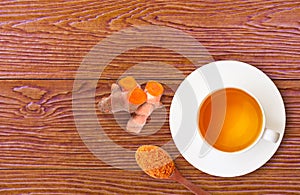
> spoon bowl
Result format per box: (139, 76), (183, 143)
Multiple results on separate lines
(135, 145), (210, 195)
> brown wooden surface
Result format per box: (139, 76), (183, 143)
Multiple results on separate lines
(0, 0), (299, 194)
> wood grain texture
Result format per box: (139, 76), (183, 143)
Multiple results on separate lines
(0, 169), (299, 194)
(0, 79), (299, 194)
(0, 0), (299, 194)
(0, 0), (299, 79)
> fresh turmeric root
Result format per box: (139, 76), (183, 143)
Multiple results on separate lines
(98, 76), (147, 113)
(126, 81), (164, 134)
(98, 77), (164, 134)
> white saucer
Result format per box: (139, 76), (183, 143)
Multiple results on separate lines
(169, 60), (286, 177)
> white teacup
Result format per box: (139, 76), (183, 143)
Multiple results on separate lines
(169, 60), (285, 177)
(197, 87), (280, 156)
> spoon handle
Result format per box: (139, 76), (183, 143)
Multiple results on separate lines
(171, 168), (210, 195)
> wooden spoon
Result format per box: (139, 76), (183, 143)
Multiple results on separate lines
(169, 167), (210, 195)
(136, 145), (210, 195)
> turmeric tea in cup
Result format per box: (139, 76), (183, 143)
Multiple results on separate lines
(198, 87), (279, 153)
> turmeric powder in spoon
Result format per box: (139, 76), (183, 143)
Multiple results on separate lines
(136, 145), (210, 195)
(135, 145), (175, 179)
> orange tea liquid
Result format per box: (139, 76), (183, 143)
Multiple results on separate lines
(198, 88), (263, 152)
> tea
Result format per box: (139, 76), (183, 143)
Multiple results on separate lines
(198, 88), (263, 152)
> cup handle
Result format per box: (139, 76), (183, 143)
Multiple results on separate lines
(262, 128), (280, 143)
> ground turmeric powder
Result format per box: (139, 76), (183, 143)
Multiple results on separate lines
(135, 145), (175, 179)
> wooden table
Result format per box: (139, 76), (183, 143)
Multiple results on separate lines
(1, 0), (299, 194)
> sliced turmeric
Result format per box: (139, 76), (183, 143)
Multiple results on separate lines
(128, 87), (147, 105)
(118, 76), (138, 91)
(126, 81), (164, 134)
(145, 81), (164, 96)
(98, 77), (164, 134)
